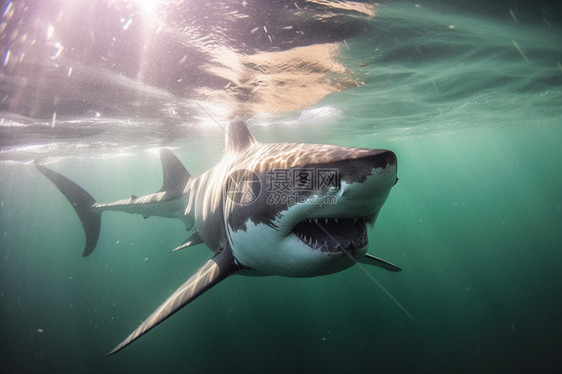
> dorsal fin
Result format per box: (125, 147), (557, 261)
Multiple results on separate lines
(159, 148), (191, 195)
(224, 120), (256, 154)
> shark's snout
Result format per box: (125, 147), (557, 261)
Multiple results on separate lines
(329, 148), (397, 202)
(321, 147), (397, 185)
(366, 148), (397, 169)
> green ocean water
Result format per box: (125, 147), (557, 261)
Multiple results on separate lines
(1, 1), (562, 373)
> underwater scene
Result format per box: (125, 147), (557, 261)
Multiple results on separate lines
(1, 0), (561, 373)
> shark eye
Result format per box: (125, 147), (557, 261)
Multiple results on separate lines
(292, 218), (367, 252)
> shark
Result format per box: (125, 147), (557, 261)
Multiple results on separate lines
(36, 120), (400, 355)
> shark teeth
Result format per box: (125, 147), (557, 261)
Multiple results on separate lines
(293, 218), (368, 253)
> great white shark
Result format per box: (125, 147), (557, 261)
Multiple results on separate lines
(36, 120), (400, 355)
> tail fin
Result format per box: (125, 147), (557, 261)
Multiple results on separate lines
(36, 163), (101, 257)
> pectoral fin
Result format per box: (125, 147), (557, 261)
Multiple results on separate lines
(360, 253), (401, 272)
(171, 231), (203, 252)
(106, 248), (239, 356)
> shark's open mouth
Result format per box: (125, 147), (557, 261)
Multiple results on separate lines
(293, 218), (368, 253)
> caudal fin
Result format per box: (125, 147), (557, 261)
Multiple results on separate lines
(36, 163), (101, 257)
